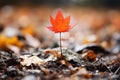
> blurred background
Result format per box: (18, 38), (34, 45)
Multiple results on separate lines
(0, 0), (119, 53)
(0, 0), (120, 8)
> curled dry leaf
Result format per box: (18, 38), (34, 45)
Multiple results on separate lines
(20, 55), (45, 66)
(45, 49), (62, 59)
(81, 50), (97, 62)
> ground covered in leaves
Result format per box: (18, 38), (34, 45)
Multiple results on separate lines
(0, 6), (120, 80)
(0, 46), (120, 80)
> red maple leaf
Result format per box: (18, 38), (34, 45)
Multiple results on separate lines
(47, 9), (73, 33)
(47, 9), (75, 54)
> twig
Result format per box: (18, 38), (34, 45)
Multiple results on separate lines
(114, 67), (120, 74)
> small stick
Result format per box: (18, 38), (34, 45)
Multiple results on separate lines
(114, 67), (120, 74)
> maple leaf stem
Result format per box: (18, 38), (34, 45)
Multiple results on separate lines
(59, 32), (62, 54)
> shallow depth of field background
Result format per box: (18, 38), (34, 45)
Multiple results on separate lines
(0, 0), (120, 49)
